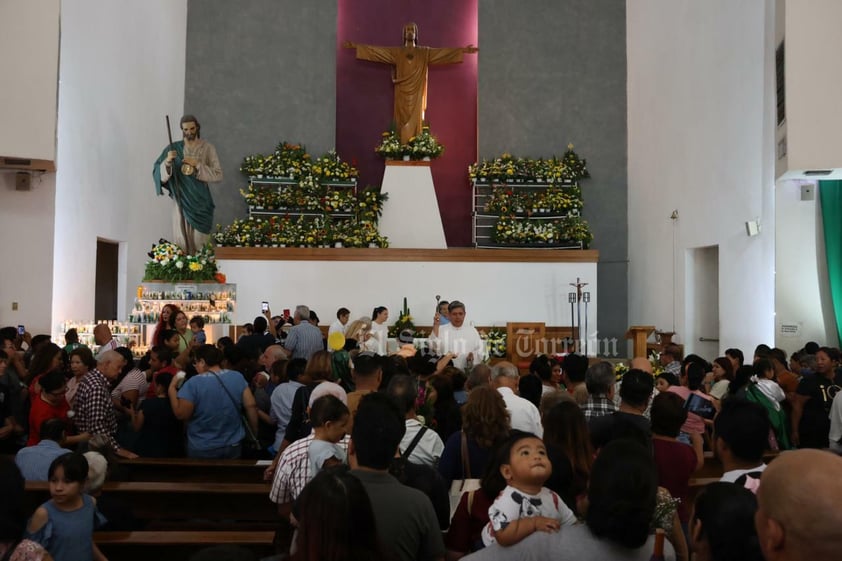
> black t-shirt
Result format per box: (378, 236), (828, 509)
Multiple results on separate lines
(589, 411), (653, 451)
(135, 397), (183, 457)
(797, 372), (842, 448)
(236, 333), (276, 360)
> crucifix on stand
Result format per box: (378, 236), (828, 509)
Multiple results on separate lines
(568, 277), (591, 355)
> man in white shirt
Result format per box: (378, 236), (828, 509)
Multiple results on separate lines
(491, 361), (543, 437)
(93, 324), (119, 360)
(387, 374), (444, 466)
(714, 399), (770, 482)
(328, 307), (350, 339)
(429, 300), (485, 371)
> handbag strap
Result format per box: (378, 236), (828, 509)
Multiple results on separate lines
(402, 425), (428, 460)
(460, 430), (473, 479)
(210, 370), (241, 414)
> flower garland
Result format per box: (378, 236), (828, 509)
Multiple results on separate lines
(143, 239), (220, 282)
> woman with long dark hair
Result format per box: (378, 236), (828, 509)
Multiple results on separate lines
(438, 386), (509, 488)
(292, 467), (385, 561)
(690, 482), (762, 561)
(708, 357), (734, 401)
(542, 400), (594, 515)
(429, 373), (462, 441)
(27, 343), (63, 400)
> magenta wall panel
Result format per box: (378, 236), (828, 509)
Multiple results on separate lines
(336, 0), (478, 246)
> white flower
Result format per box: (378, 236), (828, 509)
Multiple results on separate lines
(175, 260), (184, 269)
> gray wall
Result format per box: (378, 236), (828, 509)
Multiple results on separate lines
(479, 0), (628, 353)
(186, 0), (628, 354)
(185, 0), (338, 230)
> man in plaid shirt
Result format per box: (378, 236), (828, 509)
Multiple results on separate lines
(270, 382), (350, 512)
(580, 361), (618, 421)
(74, 350), (138, 458)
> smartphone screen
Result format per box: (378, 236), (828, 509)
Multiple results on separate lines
(261, 301), (269, 313)
(17, 325), (25, 335)
(283, 308), (291, 318)
(684, 393), (716, 419)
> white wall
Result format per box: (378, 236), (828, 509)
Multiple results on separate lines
(0, 172), (56, 333)
(51, 0), (188, 330)
(0, 0), (60, 161)
(628, 0), (777, 358)
(783, 0), (842, 173)
(219, 258), (603, 355)
(0, 0), (60, 333)
(775, 180), (837, 352)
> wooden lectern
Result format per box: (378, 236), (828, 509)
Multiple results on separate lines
(625, 325), (656, 358)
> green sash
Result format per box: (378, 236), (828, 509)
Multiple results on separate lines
(153, 140), (215, 234)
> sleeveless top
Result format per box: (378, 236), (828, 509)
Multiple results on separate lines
(25, 494), (106, 561)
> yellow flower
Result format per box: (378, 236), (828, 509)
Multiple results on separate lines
(189, 262), (202, 271)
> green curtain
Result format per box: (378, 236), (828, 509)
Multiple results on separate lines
(819, 180), (842, 347)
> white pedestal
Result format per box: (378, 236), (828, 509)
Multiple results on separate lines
(379, 162), (447, 248)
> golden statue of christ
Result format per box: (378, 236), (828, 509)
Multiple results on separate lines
(344, 23), (478, 145)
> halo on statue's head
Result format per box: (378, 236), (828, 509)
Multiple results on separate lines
(328, 331), (346, 351)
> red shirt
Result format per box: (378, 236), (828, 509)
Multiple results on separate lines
(146, 365), (179, 399)
(652, 437), (698, 522)
(28, 394), (71, 446)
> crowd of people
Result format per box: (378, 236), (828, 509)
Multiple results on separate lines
(2, 308), (842, 561)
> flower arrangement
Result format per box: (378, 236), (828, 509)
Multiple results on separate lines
(388, 297), (416, 338)
(311, 150), (358, 182)
(240, 142), (312, 179)
(143, 239), (219, 282)
(407, 127), (444, 159)
(614, 362), (629, 381)
(375, 125), (445, 161)
(469, 145), (589, 183)
(483, 329), (508, 358)
(493, 216), (593, 247)
(375, 130), (403, 159)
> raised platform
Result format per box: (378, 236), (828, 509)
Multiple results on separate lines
(217, 247), (598, 345)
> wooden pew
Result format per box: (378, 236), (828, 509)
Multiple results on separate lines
(113, 457), (267, 483)
(94, 531), (275, 561)
(24, 481), (277, 530)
